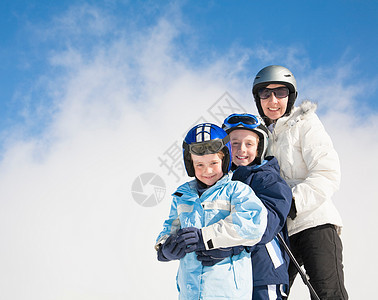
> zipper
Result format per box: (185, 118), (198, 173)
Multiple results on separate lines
(271, 129), (277, 154)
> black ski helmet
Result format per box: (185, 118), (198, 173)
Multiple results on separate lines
(252, 65), (298, 119)
(222, 113), (269, 165)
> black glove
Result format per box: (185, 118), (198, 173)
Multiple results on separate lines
(288, 197), (297, 220)
(158, 234), (186, 261)
(176, 227), (205, 253)
(196, 246), (245, 266)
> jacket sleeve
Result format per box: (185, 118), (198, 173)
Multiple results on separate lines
(252, 172), (292, 245)
(293, 113), (341, 214)
(201, 182), (267, 250)
(154, 197), (181, 251)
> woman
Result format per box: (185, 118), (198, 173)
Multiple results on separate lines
(252, 65), (348, 299)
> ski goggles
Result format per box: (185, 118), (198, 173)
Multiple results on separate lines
(222, 113), (261, 132)
(258, 86), (289, 99)
(186, 136), (230, 156)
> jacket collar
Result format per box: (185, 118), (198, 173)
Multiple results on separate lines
(174, 174), (231, 200)
(273, 100), (317, 133)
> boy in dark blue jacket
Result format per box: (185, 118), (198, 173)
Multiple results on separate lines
(197, 113), (292, 299)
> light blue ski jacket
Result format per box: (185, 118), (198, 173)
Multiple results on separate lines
(155, 174), (267, 300)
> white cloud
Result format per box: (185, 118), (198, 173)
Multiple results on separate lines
(0, 3), (377, 299)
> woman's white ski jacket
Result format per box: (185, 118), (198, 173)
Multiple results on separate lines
(267, 101), (343, 236)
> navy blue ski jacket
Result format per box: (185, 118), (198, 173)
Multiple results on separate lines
(232, 156), (292, 287)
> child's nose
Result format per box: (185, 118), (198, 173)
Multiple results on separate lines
(205, 166), (213, 174)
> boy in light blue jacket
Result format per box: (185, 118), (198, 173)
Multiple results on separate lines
(155, 123), (267, 300)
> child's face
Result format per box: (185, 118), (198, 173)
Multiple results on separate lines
(229, 129), (259, 166)
(191, 153), (224, 186)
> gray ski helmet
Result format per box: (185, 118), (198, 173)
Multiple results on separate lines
(252, 65), (298, 118)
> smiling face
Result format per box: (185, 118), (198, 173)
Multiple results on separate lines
(229, 129), (259, 166)
(191, 152), (224, 186)
(260, 83), (289, 121)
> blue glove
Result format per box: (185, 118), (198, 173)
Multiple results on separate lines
(158, 234), (186, 261)
(196, 246), (245, 266)
(176, 227), (206, 253)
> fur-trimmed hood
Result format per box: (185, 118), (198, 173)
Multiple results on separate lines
(290, 100), (317, 120)
(298, 100), (317, 115)
(274, 100), (317, 129)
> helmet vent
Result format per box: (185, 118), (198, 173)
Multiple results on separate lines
(284, 74), (292, 77)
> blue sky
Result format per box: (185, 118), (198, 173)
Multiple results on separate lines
(0, 1), (377, 299)
(1, 0), (377, 141)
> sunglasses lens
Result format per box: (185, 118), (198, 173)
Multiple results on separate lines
(275, 87), (289, 98)
(258, 88), (271, 99)
(258, 87), (289, 99)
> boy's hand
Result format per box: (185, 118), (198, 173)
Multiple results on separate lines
(196, 246), (245, 266)
(176, 227), (205, 253)
(159, 234), (186, 261)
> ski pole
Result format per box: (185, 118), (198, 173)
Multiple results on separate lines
(277, 233), (320, 300)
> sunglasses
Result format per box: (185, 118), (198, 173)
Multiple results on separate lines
(222, 113), (260, 132)
(187, 136), (230, 156)
(258, 87), (289, 99)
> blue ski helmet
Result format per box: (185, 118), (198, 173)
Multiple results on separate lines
(182, 123), (232, 177)
(222, 113), (269, 165)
